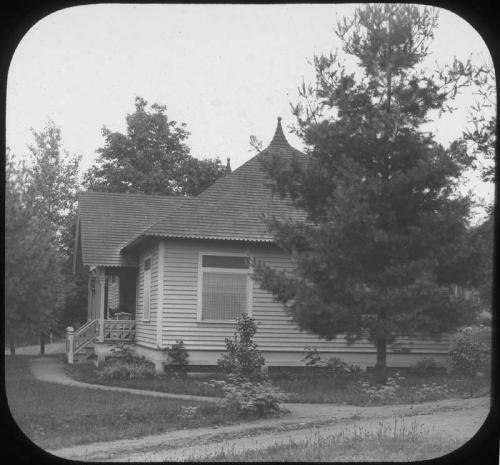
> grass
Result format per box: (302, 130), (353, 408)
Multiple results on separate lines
(64, 362), (490, 405)
(272, 369), (490, 404)
(64, 362), (225, 397)
(189, 420), (464, 462)
(5, 355), (240, 450)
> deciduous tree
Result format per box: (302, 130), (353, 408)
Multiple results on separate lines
(83, 97), (227, 196)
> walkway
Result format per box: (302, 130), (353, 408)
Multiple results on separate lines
(29, 357), (490, 462)
(30, 357), (223, 402)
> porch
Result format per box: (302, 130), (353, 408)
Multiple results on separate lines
(66, 265), (138, 364)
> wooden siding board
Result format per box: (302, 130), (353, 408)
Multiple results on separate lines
(160, 239), (450, 358)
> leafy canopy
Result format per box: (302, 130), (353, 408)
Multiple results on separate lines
(83, 97), (228, 196)
(254, 5), (482, 366)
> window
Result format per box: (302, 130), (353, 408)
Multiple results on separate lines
(143, 258), (151, 321)
(198, 253), (251, 321)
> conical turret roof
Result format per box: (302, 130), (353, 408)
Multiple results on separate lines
(122, 118), (307, 249)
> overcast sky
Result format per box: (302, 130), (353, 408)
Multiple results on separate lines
(6, 3), (494, 210)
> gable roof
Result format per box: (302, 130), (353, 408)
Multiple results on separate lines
(77, 191), (189, 267)
(122, 118), (307, 249)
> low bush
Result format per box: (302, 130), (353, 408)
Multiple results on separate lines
(326, 357), (362, 375)
(448, 325), (491, 377)
(99, 344), (156, 380)
(359, 372), (406, 403)
(208, 375), (288, 417)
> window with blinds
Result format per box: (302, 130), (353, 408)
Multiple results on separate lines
(199, 254), (250, 321)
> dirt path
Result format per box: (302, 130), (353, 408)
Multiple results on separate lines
(49, 396), (490, 462)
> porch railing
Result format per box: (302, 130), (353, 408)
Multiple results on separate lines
(102, 319), (136, 342)
(66, 319), (98, 364)
(66, 319), (136, 363)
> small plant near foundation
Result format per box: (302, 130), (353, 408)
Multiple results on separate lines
(165, 340), (189, 377)
(217, 313), (266, 381)
(99, 343), (156, 380)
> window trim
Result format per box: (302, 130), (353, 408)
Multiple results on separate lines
(142, 255), (152, 322)
(197, 251), (253, 323)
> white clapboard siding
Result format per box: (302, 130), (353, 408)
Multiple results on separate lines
(159, 239), (450, 357)
(135, 243), (159, 348)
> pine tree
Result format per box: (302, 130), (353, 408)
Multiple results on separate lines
(254, 4), (481, 378)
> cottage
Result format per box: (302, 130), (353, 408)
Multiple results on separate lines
(71, 118), (450, 370)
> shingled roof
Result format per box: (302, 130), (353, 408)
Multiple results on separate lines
(77, 192), (190, 267)
(122, 118), (307, 249)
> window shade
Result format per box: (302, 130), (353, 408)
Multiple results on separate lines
(202, 272), (247, 320)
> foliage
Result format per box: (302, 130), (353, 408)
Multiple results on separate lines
(97, 343), (156, 380)
(410, 357), (445, 376)
(254, 4), (481, 373)
(359, 372), (406, 403)
(208, 375), (288, 417)
(83, 97), (228, 196)
(448, 325), (491, 377)
(410, 382), (450, 402)
(301, 346), (326, 367)
(25, 120), (81, 255)
(461, 65), (496, 184)
(5, 152), (66, 352)
(178, 405), (199, 420)
(99, 356), (156, 380)
(326, 357), (362, 375)
(8, 121), (86, 334)
(217, 314), (266, 380)
(165, 340), (189, 376)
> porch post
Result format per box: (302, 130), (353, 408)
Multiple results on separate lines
(87, 272), (93, 321)
(97, 268), (106, 342)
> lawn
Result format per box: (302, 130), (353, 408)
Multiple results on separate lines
(64, 362), (490, 406)
(5, 356), (240, 450)
(189, 421), (464, 462)
(272, 369), (490, 404)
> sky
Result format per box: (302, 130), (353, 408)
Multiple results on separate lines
(6, 3), (495, 212)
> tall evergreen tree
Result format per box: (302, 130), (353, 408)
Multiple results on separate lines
(83, 97), (227, 196)
(254, 4), (481, 377)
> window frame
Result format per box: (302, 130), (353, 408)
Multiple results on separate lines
(142, 255), (152, 322)
(197, 251), (253, 323)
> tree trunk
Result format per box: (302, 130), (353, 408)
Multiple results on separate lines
(40, 332), (45, 355)
(9, 338), (16, 355)
(374, 336), (387, 383)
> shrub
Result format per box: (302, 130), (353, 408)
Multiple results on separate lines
(448, 325), (491, 377)
(411, 382), (450, 402)
(217, 313), (266, 380)
(209, 375), (288, 417)
(326, 357), (362, 375)
(301, 346), (326, 367)
(359, 372), (406, 403)
(165, 340), (189, 377)
(99, 344), (156, 380)
(410, 357), (445, 376)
